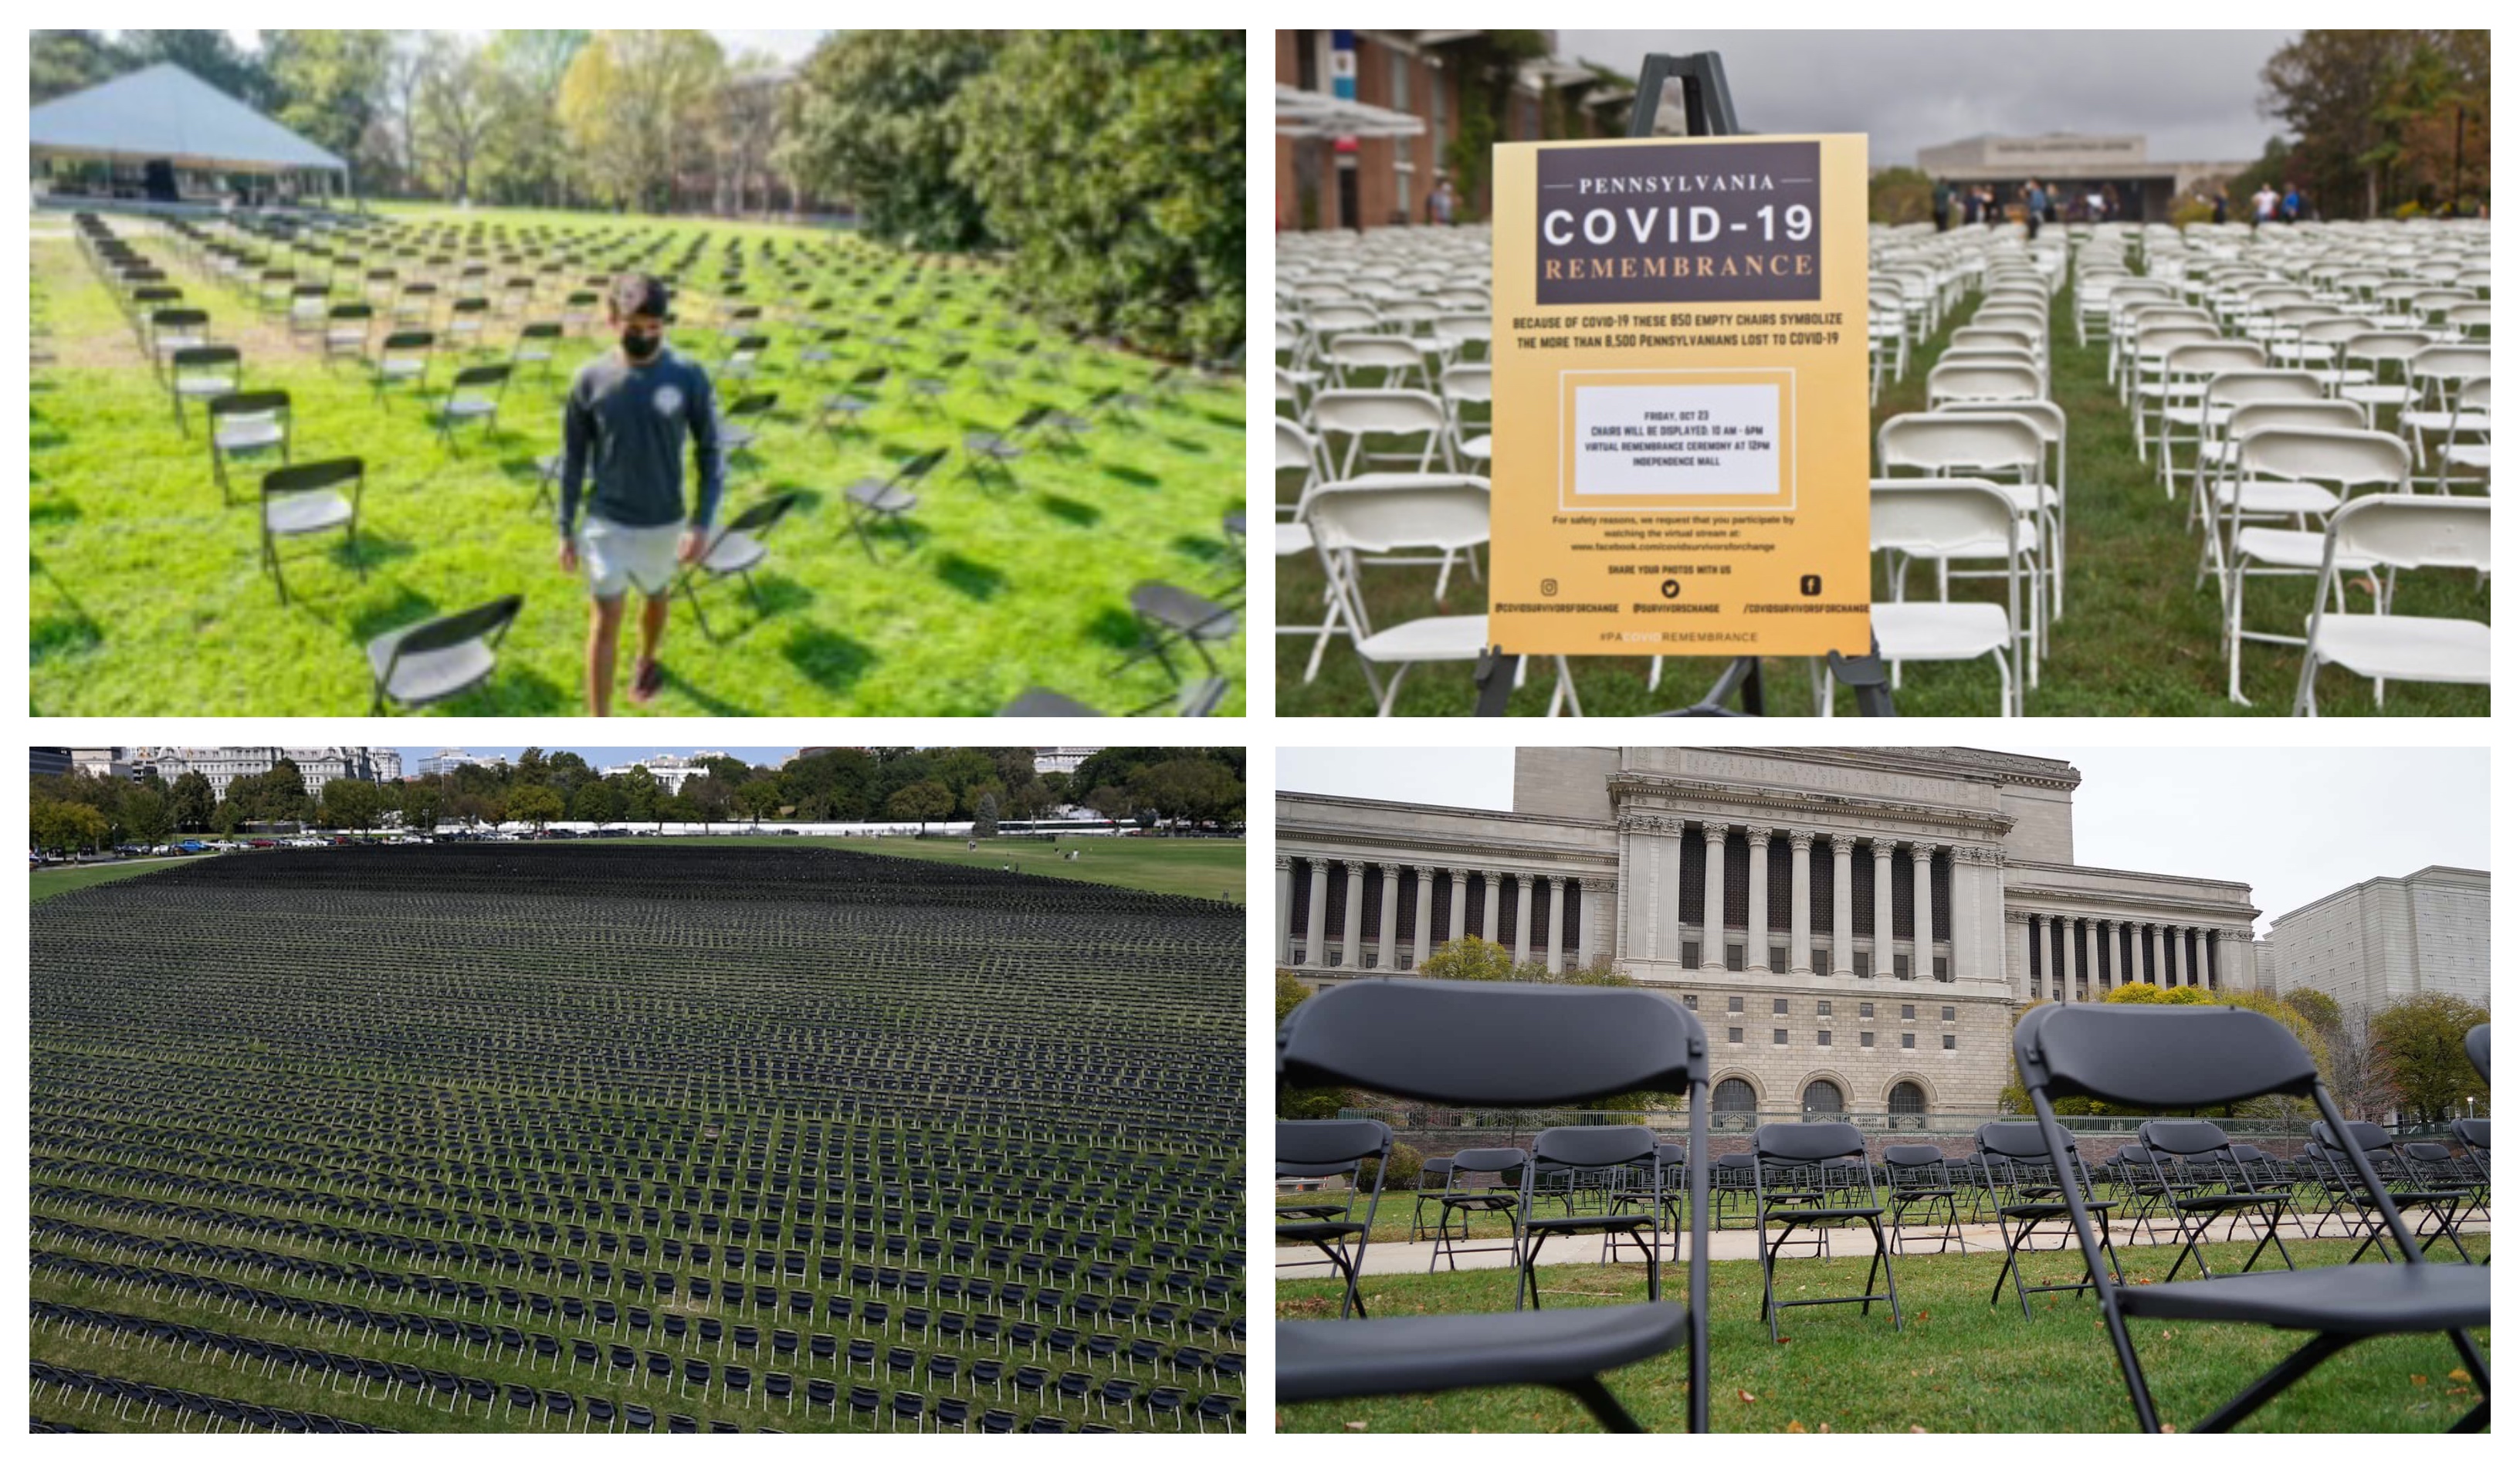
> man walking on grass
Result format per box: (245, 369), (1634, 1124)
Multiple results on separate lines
(558, 272), (725, 716)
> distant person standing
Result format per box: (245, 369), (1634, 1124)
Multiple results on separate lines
(557, 273), (726, 717)
(2280, 181), (2302, 224)
(1932, 176), (1953, 232)
(1981, 185), (2001, 229)
(2022, 179), (2048, 240)
(2212, 188), (2229, 225)
(2251, 181), (2279, 229)
(1428, 173), (1457, 226)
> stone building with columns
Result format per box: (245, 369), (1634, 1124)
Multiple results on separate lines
(1278, 747), (2264, 1116)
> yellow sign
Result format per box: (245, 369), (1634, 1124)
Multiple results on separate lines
(1489, 133), (1871, 659)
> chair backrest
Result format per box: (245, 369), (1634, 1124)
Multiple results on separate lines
(897, 448), (950, 483)
(1881, 1143), (1946, 1173)
(2136, 1117), (2235, 1160)
(2234, 426), (2410, 491)
(1305, 478), (1491, 556)
(1311, 389), (1447, 436)
(2164, 340), (2267, 376)
(728, 392), (776, 418)
(723, 491), (803, 537)
(1926, 361), (2042, 403)
(2324, 493), (2488, 574)
(264, 457), (362, 497)
(2223, 399), (2365, 440)
(1530, 1125), (1658, 1171)
(1278, 978), (1707, 1107)
(1753, 1121), (1865, 1165)
(1273, 1119), (1389, 1175)
(210, 389), (290, 422)
(1976, 1120), (2071, 1160)
(171, 344), (239, 370)
(382, 330), (433, 351)
(2201, 370), (2323, 408)
(1878, 412), (2043, 477)
(1448, 1146), (1529, 1184)
(2464, 1023), (2488, 1082)
(1275, 418), (1316, 472)
(1869, 479), (2019, 555)
(393, 594), (524, 658)
(2016, 1003), (2315, 1109)
(452, 364), (511, 391)
(2449, 1117), (2488, 1150)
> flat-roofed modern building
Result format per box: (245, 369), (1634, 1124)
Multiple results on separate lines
(2266, 865), (2489, 1014)
(1915, 133), (2254, 222)
(1278, 747), (2263, 1115)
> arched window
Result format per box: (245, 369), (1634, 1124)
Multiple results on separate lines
(1800, 1079), (1844, 1115)
(1888, 1081), (1926, 1116)
(1712, 1078), (1758, 1113)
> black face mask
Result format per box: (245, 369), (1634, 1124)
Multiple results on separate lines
(622, 329), (662, 361)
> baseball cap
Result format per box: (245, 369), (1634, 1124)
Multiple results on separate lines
(611, 273), (670, 320)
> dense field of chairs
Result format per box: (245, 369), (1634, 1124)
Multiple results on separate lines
(34, 205), (1243, 715)
(31, 846), (1245, 1433)
(1275, 216), (2487, 716)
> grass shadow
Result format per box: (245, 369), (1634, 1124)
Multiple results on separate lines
(334, 533), (418, 571)
(935, 553), (1007, 601)
(1086, 606), (1145, 652)
(32, 498), (81, 527)
(1104, 463), (1160, 489)
(1038, 494), (1102, 528)
(436, 665), (571, 716)
(345, 586), (441, 644)
(780, 625), (878, 695)
(1171, 534), (1230, 565)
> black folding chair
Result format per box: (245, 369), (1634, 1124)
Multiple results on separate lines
(1424, 1147), (1526, 1272)
(1273, 1119), (1389, 1319)
(2014, 1001), (2489, 1433)
(1749, 1122), (1903, 1343)
(260, 457), (364, 605)
(2307, 1119), (2477, 1264)
(1513, 1127), (1665, 1309)
(364, 594), (523, 714)
(1976, 1121), (2125, 1319)
(1277, 978), (1710, 1433)
(678, 492), (803, 641)
(2132, 1117), (2295, 1281)
(1882, 1143), (1963, 1255)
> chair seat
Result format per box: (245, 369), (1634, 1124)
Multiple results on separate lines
(967, 438), (1022, 461)
(1354, 614), (1489, 663)
(1131, 584), (1235, 637)
(822, 395), (876, 416)
(1275, 1221), (1367, 1245)
(998, 689), (1101, 717)
(2214, 479), (2339, 515)
(378, 361), (425, 381)
(2233, 528), (2375, 572)
(445, 399), (498, 421)
(1871, 601), (2011, 661)
(848, 481), (916, 514)
(1524, 1214), (1655, 1234)
(368, 632), (495, 706)
(703, 531), (769, 574)
(2168, 1193), (2287, 1211)
(266, 493), (353, 536)
(2308, 615), (2490, 683)
(1762, 1206), (1885, 1223)
(1279, 1303), (1685, 1402)
(1458, 434), (1493, 460)
(1999, 1200), (2118, 1220)
(1275, 523), (1314, 557)
(722, 427), (759, 452)
(2117, 1259), (2488, 1336)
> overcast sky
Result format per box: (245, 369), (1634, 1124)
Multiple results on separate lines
(1560, 30), (2297, 165)
(1275, 747), (2488, 933)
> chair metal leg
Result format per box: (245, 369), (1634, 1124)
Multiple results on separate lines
(1559, 1376), (1645, 1434)
(2194, 1330), (2356, 1433)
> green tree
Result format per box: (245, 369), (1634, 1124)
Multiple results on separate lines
(32, 31), (130, 104)
(399, 780), (445, 837)
(2259, 30), (2486, 217)
(2282, 987), (2345, 1036)
(262, 29), (394, 172)
(735, 779), (784, 828)
(687, 775), (734, 831)
(1127, 757), (1245, 827)
(32, 800), (112, 856)
(212, 799), (247, 838)
(1082, 784), (1134, 822)
(1276, 970), (1314, 1023)
(2369, 991), (2489, 1123)
(614, 765), (664, 827)
(972, 791), (1001, 838)
(953, 29), (1244, 360)
(509, 784), (565, 833)
(168, 770), (216, 833)
(1428, 32), (1550, 219)
(418, 33), (496, 202)
(1870, 164), (1934, 225)
(1417, 935), (1518, 983)
(559, 29), (726, 212)
(785, 29), (1001, 247)
(123, 30), (273, 108)
(476, 30), (587, 207)
(121, 786), (174, 848)
(570, 779), (622, 828)
(886, 780), (955, 832)
(320, 777), (379, 838)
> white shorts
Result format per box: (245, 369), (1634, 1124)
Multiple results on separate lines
(580, 517), (682, 599)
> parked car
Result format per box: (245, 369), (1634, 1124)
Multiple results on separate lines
(248, 838), (277, 849)
(178, 840), (208, 854)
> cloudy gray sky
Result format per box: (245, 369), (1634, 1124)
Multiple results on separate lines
(1560, 30), (2296, 166)
(1275, 747), (2488, 933)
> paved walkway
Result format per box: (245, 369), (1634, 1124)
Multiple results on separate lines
(1279, 1217), (2491, 1276)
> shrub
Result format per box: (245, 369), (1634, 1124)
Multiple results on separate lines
(1357, 1141), (1423, 1192)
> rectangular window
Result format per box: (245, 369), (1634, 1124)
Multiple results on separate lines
(1682, 940), (1700, 967)
(1902, 1004), (1916, 1020)
(1728, 996), (1743, 1014)
(1854, 950), (1871, 978)
(1859, 1002), (1874, 1018)
(1902, 1032), (1916, 1049)
(1773, 998), (1789, 1014)
(1682, 994), (1698, 1009)
(1942, 1005), (1956, 1022)
(1817, 1000), (1832, 1016)
(1894, 953), (1911, 980)
(1728, 1027), (1743, 1045)
(1934, 955), (1951, 981)
(1861, 1031), (1875, 1048)
(1817, 1030), (1832, 1047)
(1943, 1033), (1957, 1051)
(1773, 1029), (1788, 1045)
(1770, 942), (1791, 970)
(1389, 50), (1410, 109)
(1726, 942), (1746, 973)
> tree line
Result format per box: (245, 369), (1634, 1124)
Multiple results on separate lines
(29, 746), (1245, 854)
(2252, 29), (2489, 218)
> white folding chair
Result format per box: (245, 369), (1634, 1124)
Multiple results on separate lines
(2400, 345), (2491, 471)
(1311, 389), (1450, 477)
(1438, 364), (1492, 472)
(1876, 411), (2054, 676)
(2293, 496), (2489, 716)
(2220, 427), (2410, 705)
(1868, 480), (2021, 716)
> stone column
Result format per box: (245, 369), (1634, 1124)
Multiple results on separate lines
(1911, 842), (1936, 977)
(1588, 881), (1614, 967)
(1831, 835), (1856, 976)
(2201, 930), (2216, 989)
(2010, 911), (2033, 1001)
(1304, 859), (1329, 970)
(1448, 868), (1469, 943)
(1746, 828), (1772, 971)
(1872, 840), (1895, 978)
(1377, 864), (1401, 972)
(2080, 919), (2099, 1003)
(1545, 876), (1567, 974)
(1341, 862), (1367, 970)
(1275, 856), (1295, 966)
(1411, 865), (1434, 970)
(2173, 926), (2190, 987)
(1701, 823), (1729, 971)
(2103, 919), (2122, 991)
(2149, 923), (2166, 985)
(2031, 913), (2051, 999)
(1788, 831), (1814, 975)
(1481, 871), (1502, 943)
(1512, 875), (1535, 966)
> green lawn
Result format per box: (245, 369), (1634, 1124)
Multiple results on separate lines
(32, 207), (1245, 716)
(1279, 1237), (2488, 1433)
(28, 856), (195, 903)
(1277, 272), (2488, 716)
(578, 832), (1246, 903)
